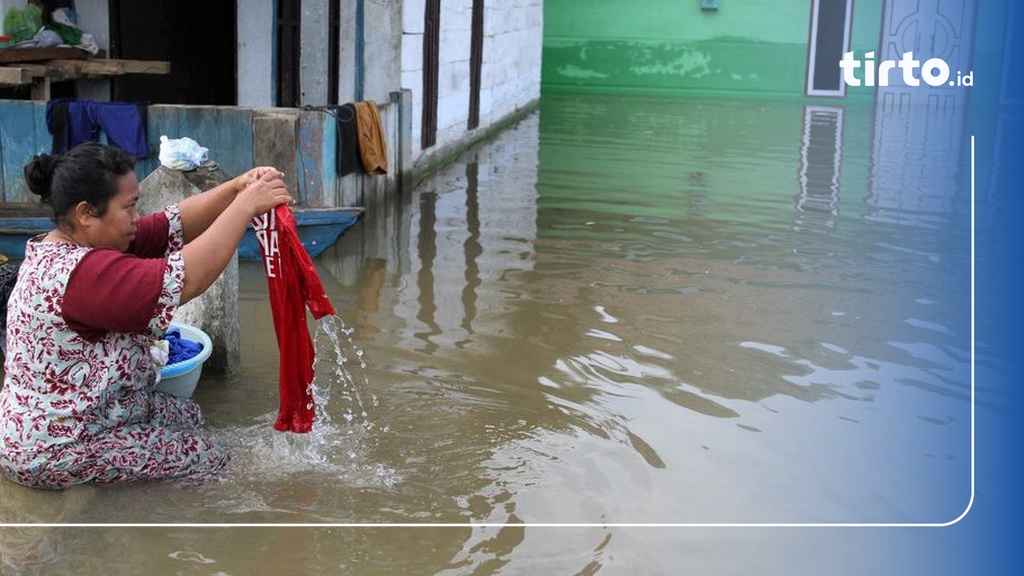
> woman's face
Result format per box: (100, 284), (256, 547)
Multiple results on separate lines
(83, 171), (141, 251)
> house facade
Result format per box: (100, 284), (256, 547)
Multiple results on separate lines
(541, 0), (1019, 241)
(0, 0), (544, 201)
(542, 0), (1013, 107)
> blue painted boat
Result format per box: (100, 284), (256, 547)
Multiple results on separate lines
(0, 204), (363, 260)
(237, 206), (364, 260)
(0, 204), (48, 260)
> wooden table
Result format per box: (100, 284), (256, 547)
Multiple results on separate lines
(0, 47), (169, 100)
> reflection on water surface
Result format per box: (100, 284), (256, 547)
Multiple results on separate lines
(1, 93), (973, 574)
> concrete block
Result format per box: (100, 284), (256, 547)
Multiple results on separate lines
(137, 163), (241, 377)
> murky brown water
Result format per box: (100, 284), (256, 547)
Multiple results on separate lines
(1, 94), (974, 574)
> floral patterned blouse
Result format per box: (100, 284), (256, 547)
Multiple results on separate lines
(0, 205), (228, 489)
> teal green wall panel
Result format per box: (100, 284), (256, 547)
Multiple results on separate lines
(543, 0), (886, 99)
(850, 0), (883, 51)
(545, 0), (811, 43)
(543, 39), (807, 98)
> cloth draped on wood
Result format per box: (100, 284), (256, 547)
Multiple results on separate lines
(45, 98), (149, 158)
(331, 101), (388, 176)
(334, 103), (361, 176)
(252, 205), (335, 433)
(353, 100), (388, 175)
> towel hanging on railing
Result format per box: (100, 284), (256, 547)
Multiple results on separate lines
(313, 102), (388, 177)
(353, 100), (388, 175)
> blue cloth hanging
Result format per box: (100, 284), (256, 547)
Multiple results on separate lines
(46, 98), (149, 158)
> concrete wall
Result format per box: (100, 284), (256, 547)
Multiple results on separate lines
(401, 0), (543, 166)
(542, 0), (883, 99)
(237, 0), (276, 107)
(363, 0), (405, 105)
(235, 0), (542, 180)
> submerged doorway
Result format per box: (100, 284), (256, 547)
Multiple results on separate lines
(876, 0), (975, 105)
(867, 0), (975, 228)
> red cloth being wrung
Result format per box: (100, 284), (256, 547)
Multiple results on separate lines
(252, 205), (335, 433)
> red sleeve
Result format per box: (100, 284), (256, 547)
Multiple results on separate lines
(127, 212), (170, 258)
(62, 248), (167, 338)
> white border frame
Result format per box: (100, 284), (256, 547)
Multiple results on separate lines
(1, 139), (976, 529)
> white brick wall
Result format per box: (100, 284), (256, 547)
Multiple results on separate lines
(402, 0), (543, 158)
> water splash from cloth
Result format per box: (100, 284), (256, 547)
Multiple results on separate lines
(213, 315), (397, 489)
(310, 314), (379, 433)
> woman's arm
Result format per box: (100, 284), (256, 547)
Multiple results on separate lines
(177, 167), (282, 243)
(179, 170), (293, 304)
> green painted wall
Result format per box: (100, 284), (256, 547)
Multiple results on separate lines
(542, 0), (883, 99)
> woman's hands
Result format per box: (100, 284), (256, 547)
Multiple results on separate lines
(234, 168), (294, 219)
(179, 166), (290, 243)
(232, 166), (277, 191)
(179, 165), (294, 304)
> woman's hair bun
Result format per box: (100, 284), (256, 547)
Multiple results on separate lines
(23, 153), (60, 202)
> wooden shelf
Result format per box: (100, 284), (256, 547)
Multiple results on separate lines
(0, 52), (170, 99)
(0, 46), (87, 64)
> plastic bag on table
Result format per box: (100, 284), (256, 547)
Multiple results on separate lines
(32, 28), (62, 48)
(3, 4), (43, 43)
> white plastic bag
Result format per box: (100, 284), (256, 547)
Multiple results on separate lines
(158, 135), (209, 171)
(32, 28), (62, 47)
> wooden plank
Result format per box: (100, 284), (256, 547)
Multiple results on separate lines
(30, 76), (49, 101)
(144, 106), (252, 181)
(380, 101), (399, 202)
(0, 58), (169, 88)
(175, 106), (209, 161)
(46, 58), (170, 78)
(0, 100), (45, 203)
(297, 109), (327, 207)
(253, 113), (299, 202)
(213, 107), (254, 178)
(31, 100), (49, 159)
(0, 47), (87, 64)
(0, 66), (34, 85)
(106, 59), (170, 75)
(339, 171), (362, 207)
(140, 105), (182, 178)
(320, 108), (341, 206)
(178, 107), (220, 174)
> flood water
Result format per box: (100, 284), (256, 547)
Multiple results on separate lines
(1, 93), (975, 574)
